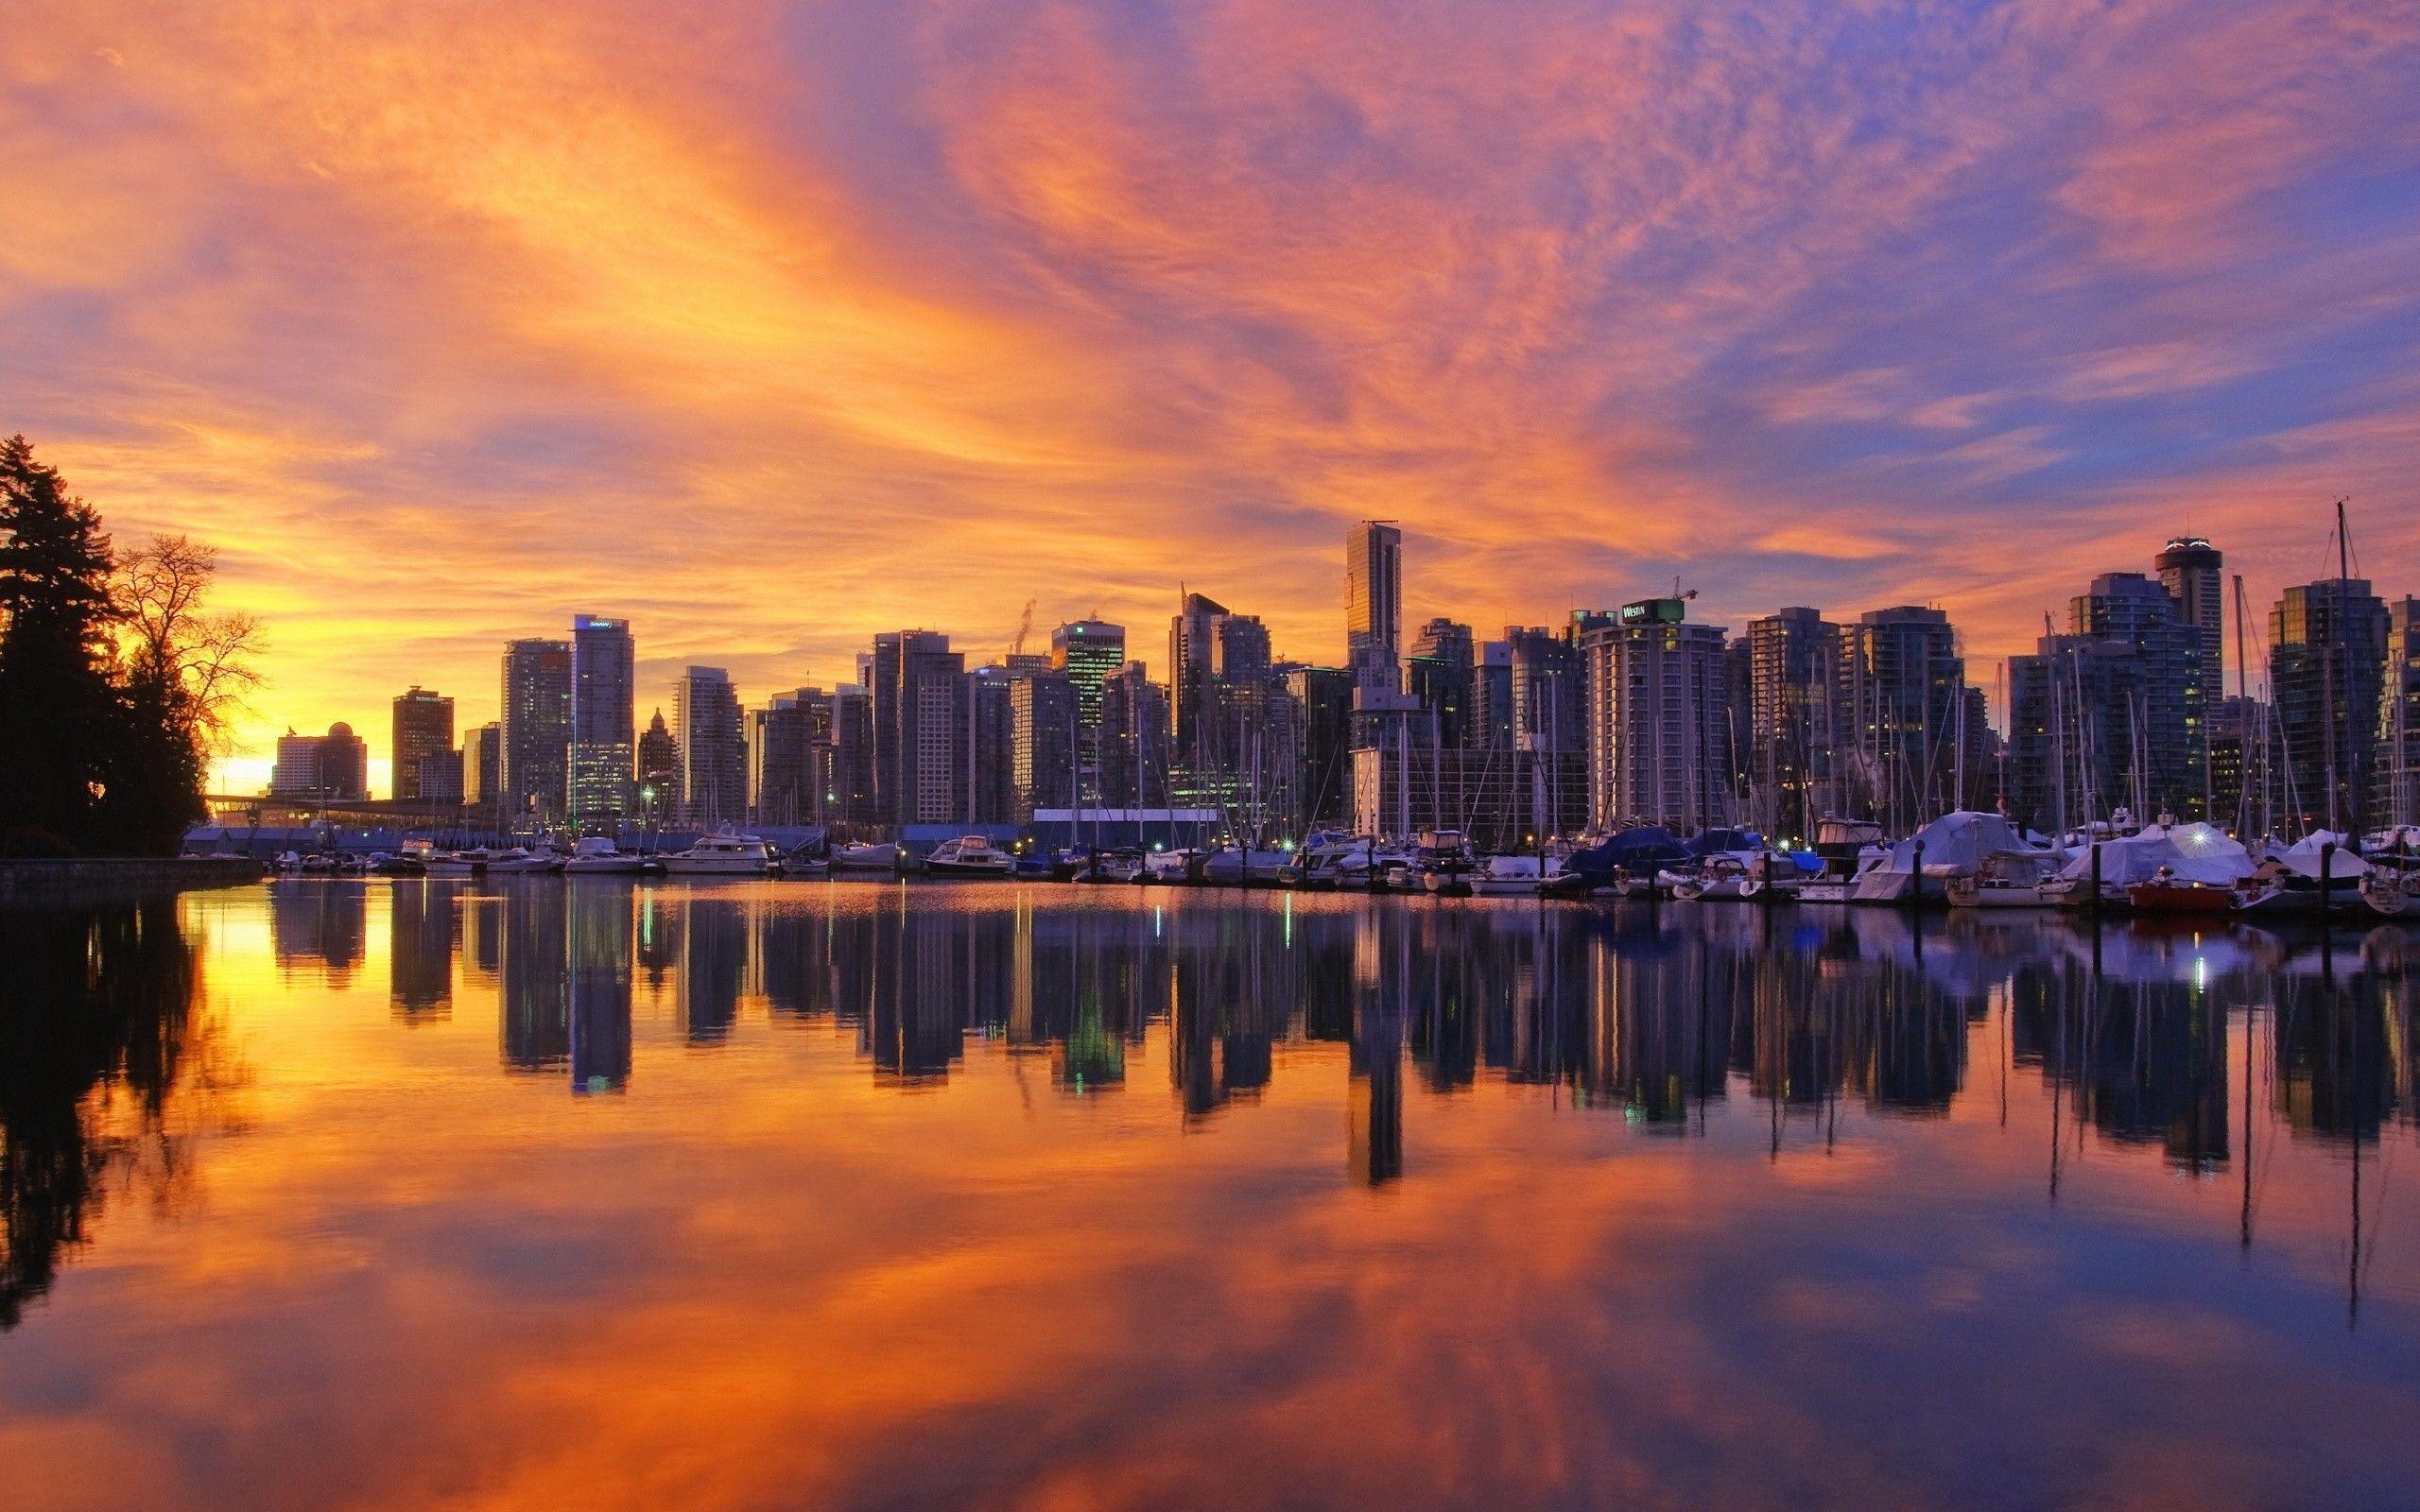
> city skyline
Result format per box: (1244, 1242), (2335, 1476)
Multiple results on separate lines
(7, 3), (2412, 795)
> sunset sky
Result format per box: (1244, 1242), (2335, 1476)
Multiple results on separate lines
(5, 0), (2415, 790)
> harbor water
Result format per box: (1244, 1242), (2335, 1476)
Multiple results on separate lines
(3, 879), (2417, 1510)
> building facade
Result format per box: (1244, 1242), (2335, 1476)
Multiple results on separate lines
(500, 638), (572, 823)
(1742, 608), (1841, 843)
(1582, 598), (1733, 832)
(569, 614), (636, 825)
(389, 687), (454, 802)
(2269, 578), (2389, 834)
(1345, 520), (1403, 696)
(674, 666), (746, 826)
(269, 723), (370, 801)
(869, 630), (967, 825)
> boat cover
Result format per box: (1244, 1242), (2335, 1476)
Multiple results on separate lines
(2055, 822), (2254, 888)
(1875, 811), (2036, 875)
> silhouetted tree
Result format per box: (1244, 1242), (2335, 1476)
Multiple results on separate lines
(0, 435), (120, 853)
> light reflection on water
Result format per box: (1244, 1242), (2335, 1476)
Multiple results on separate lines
(2, 880), (2417, 1511)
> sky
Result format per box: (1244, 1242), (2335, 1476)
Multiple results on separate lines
(4, 0), (2416, 792)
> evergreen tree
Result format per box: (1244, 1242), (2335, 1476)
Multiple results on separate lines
(0, 436), (120, 854)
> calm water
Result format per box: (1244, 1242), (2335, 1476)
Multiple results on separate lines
(4, 881), (2418, 1511)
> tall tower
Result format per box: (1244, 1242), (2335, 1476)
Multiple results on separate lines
(390, 686), (455, 802)
(1581, 598), (1733, 832)
(673, 666), (746, 826)
(569, 615), (635, 826)
(1345, 521), (1403, 696)
(2155, 536), (2224, 679)
(1050, 618), (1125, 799)
(500, 638), (572, 823)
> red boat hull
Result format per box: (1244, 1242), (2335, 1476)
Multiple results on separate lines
(2126, 882), (2236, 916)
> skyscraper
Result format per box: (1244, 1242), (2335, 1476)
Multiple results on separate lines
(389, 686), (454, 802)
(2156, 535), (2225, 684)
(460, 722), (501, 806)
(1472, 640), (1514, 753)
(1839, 606), (1974, 829)
(500, 638), (572, 822)
(1505, 624), (1586, 755)
(569, 614), (635, 825)
(1408, 618), (1475, 749)
(1582, 598), (1732, 832)
(1050, 619), (1125, 799)
(1098, 662), (1170, 808)
(747, 689), (823, 827)
(2376, 598), (2418, 831)
(2064, 572), (2206, 818)
(1286, 664), (1355, 829)
(1345, 521), (1403, 695)
(1743, 607), (1841, 842)
(2269, 577), (2388, 833)
(1168, 592), (1228, 773)
(1011, 669), (1078, 820)
(674, 666), (746, 825)
(636, 709), (681, 818)
(826, 684), (876, 826)
(869, 630), (966, 824)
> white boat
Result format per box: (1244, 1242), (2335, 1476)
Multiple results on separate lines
(1671, 856), (1754, 902)
(485, 845), (567, 874)
(563, 836), (648, 875)
(1945, 850), (2063, 909)
(773, 852), (830, 878)
(1143, 848), (1203, 885)
(1200, 846), (1291, 886)
(1078, 848), (1148, 884)
(2047, 822), (2249, 912)
(1413, 832), (1478, 896)
(832, 841), (901, 872)
(925, 835), (1015, 877)
(1471, 853), (1564, 897)
(660, 833), (779, 876)
(1851, 812), (2042, 907)
(422, 847), (493, 876)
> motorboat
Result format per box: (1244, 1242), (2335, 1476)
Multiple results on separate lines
(1078, 848), (1148, 884)
(773, 851), (830, 878)
(1414, 831), (1478, 896)
(1737, 850), (1815, 902)
(422, 847), (493, 876)
(832, 841), (902, 873)
(1143, 848), (1204, 885)
(1851, 812), (2041, 907)
(1670, 855), (1754, 902)
(2362, 868), (2413, 919)
(485, 845), (568, 874)
(659, 833), (780, 876)
(2234, 834), (2371, 919)
(1945, 850), (2062, 909)
(1281, 837), (1402, 890)
(925, 835), (1016, 878)
(1471, 853), (1565, 897)
(563, 836), (648, 876)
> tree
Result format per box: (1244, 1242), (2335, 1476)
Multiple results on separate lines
(0, 435), (120, 853)
(116, 535), (265, 756)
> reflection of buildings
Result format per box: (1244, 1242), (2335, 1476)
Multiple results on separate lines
(268, 881), (367, 987)
(679, 898), (746, 1045)
(2010, 968), (2229, 1172)
(1349, 911), (1406, 1184)
(2273, 976), (2400, 1145)
(567, 885), (632, 1095)
(500, 884), (569, 1072)
(389, 883), (455, 1021)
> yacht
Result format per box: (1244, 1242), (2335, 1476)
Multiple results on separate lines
(563, 837), (648, 876)
(1078, 848), (1148, 884)
(1471, 853), (1565, 897)
(1414, 832), (1478, 896)
(1143, 848), (1204, 885)
(1670, 855), (1755, 902)
(422, 847), (493, 876)
(659, 833), (779, 876)
(925, 835), (1016, 878)
(485, 845), (568, 874)
(832, 841), (901, 873)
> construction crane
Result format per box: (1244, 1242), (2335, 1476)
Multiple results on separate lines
(1008, 597), (1037, 660)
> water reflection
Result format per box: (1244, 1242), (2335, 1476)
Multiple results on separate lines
(0, 902), (219, 1330)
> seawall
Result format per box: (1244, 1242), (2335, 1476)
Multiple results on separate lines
(0, 856), (268, 905)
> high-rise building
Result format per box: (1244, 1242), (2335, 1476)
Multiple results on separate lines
(1098, 662), (1171, 808)
(674, 666), (746, 826)
(2008, 636), (2158, 834)
(1408, 618), (1475, 749)
(1839, 606), (1974, 828)
(2269, 577), (2389, 833)
(826, 684), (876, 827)
(1286, 664), (1356, 830)
(1582, 598), (1733, 832)
(269, 723), (369, 800)
(500, 638), (572, 822)
(460, 722), (501, 806)
(389, 687), (454, 802)
(965, 664), (1020, 824)
(1742, 608), (1841, 842)
(1011, 669), (1079, 820)
(1506, 624), (1587, 755)
(415, 748), (464, 804)
(2377, 597), (2420, 832)
(748, 689), (823, 827)
(1168, 592), (1228, 772)
(869, 631), (967, 824)
(1050, 619), (1125, 799)
(569, 615), (635, 825)
(636, 709), (681, 819)
(1472, 640), (1514, 753)
(2051, 571), (2206, 817)
(2156, 536), (2225, 686)
(1345, 521), (1403, 696)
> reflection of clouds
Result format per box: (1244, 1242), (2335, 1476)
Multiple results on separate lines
(4, 1), (2413, 774)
